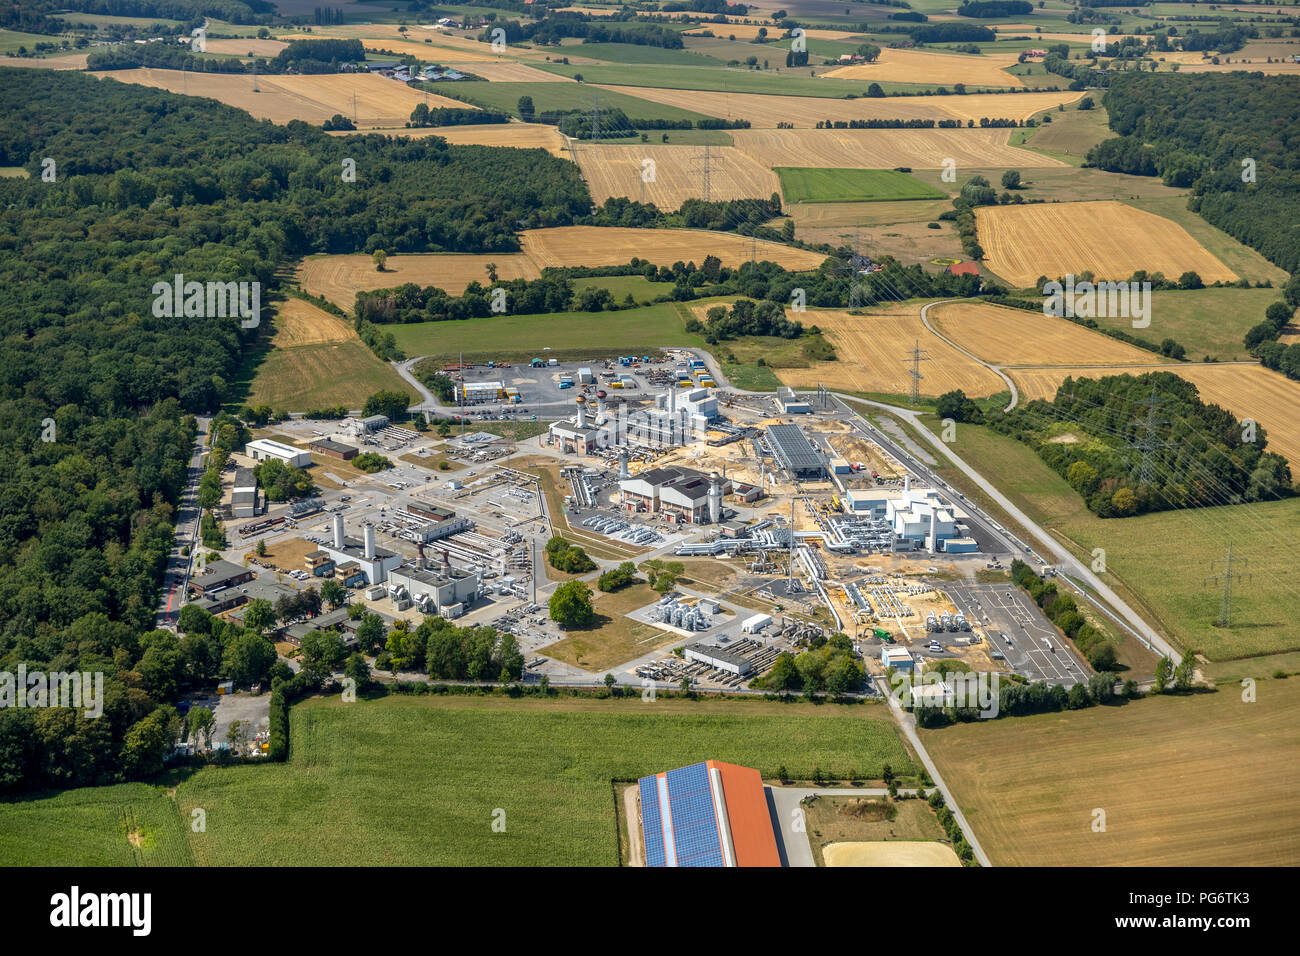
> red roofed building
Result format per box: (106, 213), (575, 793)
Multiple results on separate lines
(637, 759), (782, 867)
(946, 260), (981, 277)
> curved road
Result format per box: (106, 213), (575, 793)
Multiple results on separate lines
(919, 297), (1019, 411)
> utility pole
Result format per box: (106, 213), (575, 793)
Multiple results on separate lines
(902, 340), (931, 406)
(252, 59), (259, 93)
(1203, 544), (1249, 628)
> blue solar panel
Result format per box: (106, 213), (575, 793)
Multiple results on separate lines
(664, 763), (725, 867)
(639, 776), (667, 867)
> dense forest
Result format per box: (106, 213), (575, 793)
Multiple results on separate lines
(0, 68), (590, 791)
(986, 372), (1294, 517)
(1090, 74), (1300, 273)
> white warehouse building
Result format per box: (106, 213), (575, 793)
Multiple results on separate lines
(244, 438), (311, 467)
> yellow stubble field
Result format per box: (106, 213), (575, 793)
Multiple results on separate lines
(1010, 362), (1300, 465)
(203, 37), (288, 56)
(92, 69), (473, 127)
(597, 86), (1084, 128)
(975, 200), (1238, 288)
(574, 143), (779, 206)
(775, 307), (1005, 398)
(299, 227), (827, 306)
(928, 301), (1174, 368)
(824, 47), (1024, 88)
(340, 122), (569, 156)
(729, 127), (1066, 169)
(923, 678), (1300, 866)
(269, 299), (354, 347)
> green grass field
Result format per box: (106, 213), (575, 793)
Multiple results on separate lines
(1, 695), (914, 866)
(242, 338), (415, 413)
(919, 416), (1300, 661)
(0, 782), (193, 866)
(533, 61), (928, 97)
(388, 302), (703, 362)
(573, 275), (667, 304)
(1011, 105), (1113, 166)
(563, 42), (721, 66)
(1091, 287), (1282, 362)
(431, 81), (712, 123)
(776, 167), (946, 204)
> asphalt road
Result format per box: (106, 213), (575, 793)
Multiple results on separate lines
(156, 416), (209, 627)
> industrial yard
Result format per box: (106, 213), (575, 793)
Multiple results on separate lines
(185, 354), (1100, 697)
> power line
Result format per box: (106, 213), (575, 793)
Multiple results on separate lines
(1127, 384), (1174, 485)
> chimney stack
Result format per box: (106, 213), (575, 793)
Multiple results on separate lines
(576, 395), (587, 429)
(363, 522), (375, 560)
(332, 513), (345, 550)
(928, 508), (937, 554)
(904, 474), (911, 495)
(619, 447), (630, 480)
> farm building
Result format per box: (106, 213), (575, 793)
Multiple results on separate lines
(766, 423), (826, 480)
(244, 438), (311, 467)
(309, 437), (359, 461)
(945, 261), (980, 277)
(685, 643), (752, 676)
(638, 761), (781, 867)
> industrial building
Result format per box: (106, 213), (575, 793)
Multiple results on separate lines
(741, 613), (772, 634)
(398, 500), (470, 541)
(319, 513), (403, 585)
(308, 437), (358, 461)
(684, 643), (752, 676)
(283, 607), (360, 648)
(887, 479), (961, 550)
(456, 381), (505, 405)
(387, 551), (480, 618)
(359, 414), (389, 432)
(188, 559), (254, 597)
(881, 645), (914, 672)
(188, 575), (295, 618)
(244, 438), (311, 468)
(765, 423), (826, 480)
(776, 386), (810, 415)
(638, 761), (781, 867)
(619, 466), (729, 524)
(230, 467), (261, 519)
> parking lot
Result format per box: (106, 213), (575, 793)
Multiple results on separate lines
(945, 582), (1088, 685)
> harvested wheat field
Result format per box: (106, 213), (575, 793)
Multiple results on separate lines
(776, 307), (1005, 398)
(923, 678), (1300, 866)
(685, 23), (858, 40)
(825, 48), (1024, 88)
(0, 54), (89, 69)
(599, 86), (1083, 128)
(518, 226), (827, 271)
(299, 252), (535, 305)
(929, 301), (1172, 368)
(343, 123), (569, 156)
(1010, 363), (1300, 465)
(823, 841), (962, 867)
(92, 69), (473, 127)
(976, 201), (1238, 288)
(204, 37), (288, 56)
(575, 143), (778, 206)
(270, 299), (353, 347)
(460, 61), (575, 82)
(300, 227), (826, 307)
(730, 128), (1065, 171)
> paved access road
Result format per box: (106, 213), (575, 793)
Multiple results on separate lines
(156, 416), (209, 627)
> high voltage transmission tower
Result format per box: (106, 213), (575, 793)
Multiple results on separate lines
(693, 144), (712, 203)
(903, 340), (931, 405)
(1129, 385), (1174, 484)
(1203, 543), (1250, 628)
